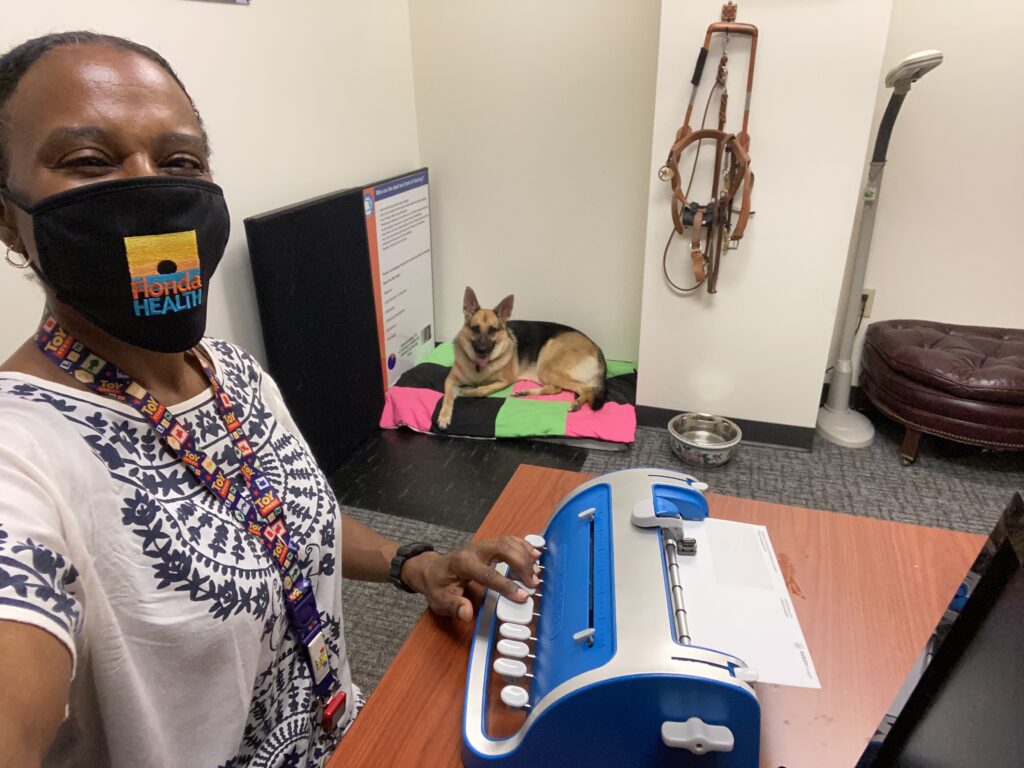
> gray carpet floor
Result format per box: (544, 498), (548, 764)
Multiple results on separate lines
(341, 506), (471, 694)
(342, 414), (1023, 694)
(583, 418), (1024, 536)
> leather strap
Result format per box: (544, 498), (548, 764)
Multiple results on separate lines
(661, 18), (758, 295)
(690, 206), (707, 285)
(666, 129), (749, 232)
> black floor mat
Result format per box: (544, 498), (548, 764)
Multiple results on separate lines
(328, 429), (587, 530)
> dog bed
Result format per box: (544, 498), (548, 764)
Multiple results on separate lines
(379, 344), (637, 443)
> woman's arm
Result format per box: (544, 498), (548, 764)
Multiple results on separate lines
(0, 622), (71, 768)
(340, 513), (540, 622)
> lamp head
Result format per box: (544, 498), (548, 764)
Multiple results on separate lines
(885, 50), (943, 93)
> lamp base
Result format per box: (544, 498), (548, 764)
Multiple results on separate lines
(816, 406), (875, 448)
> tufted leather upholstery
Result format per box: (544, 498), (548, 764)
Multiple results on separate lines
(861, 320), (1024, 450)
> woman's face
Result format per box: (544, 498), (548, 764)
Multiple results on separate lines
(0, 43), (211, 260)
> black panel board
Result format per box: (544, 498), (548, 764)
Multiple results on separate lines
(244, 189), (383, 474)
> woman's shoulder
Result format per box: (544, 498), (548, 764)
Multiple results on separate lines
(202, 338), (268, 387)
(0, 380), (98, 494)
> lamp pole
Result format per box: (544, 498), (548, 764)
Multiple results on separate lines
(817, 50), (943, 448)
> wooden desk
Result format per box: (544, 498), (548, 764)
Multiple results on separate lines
(329, 465), (984, 768)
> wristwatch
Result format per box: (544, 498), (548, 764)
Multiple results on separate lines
(389, 542), (436, 593)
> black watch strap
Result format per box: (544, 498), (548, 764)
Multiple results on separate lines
(389, 542), (436, 593)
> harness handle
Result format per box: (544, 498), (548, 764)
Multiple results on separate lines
(661, 17), (758, 295)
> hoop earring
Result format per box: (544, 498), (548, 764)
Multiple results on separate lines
(5, 246), (29, 269)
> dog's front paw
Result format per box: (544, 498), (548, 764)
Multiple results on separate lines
(509, 390), (524, 397)
(568, 401), (582, 412)
(437, 406), (453, 430)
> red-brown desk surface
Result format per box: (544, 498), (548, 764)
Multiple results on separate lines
(329, 465), (984, 768)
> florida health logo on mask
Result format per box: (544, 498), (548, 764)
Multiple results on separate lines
(125, 230), (203, 316)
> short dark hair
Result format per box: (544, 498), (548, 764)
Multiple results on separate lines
(0, 31), (208, 181)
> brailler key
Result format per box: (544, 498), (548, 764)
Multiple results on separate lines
(513, 579), (536, 596)
(493, 657), (529, 680)
(500, 623), (533, 642)
(496, 595), (534, 625)
(496, 639), (531, 659)
(500, 685), (530, 709)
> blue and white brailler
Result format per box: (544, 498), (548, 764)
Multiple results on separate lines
(34, 316), (349, 731)
(463, 467), (761, 767)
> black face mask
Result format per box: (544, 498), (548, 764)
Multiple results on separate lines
(1, 176), (230, 353)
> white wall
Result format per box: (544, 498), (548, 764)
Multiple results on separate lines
(636, 0), (893, 429)
(407, 0), (660, 360)
(0, 0), (420, 363)
(827, 0), (1024, 382)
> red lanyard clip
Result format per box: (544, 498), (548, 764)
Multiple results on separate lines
(322, 689), (348, 732)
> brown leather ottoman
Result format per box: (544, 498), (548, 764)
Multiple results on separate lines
(860, 320), (1024, 464)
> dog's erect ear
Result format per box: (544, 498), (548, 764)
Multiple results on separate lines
(463, 286), (480, 319)
(494, 295), (514, 323)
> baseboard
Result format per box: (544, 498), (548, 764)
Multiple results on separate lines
(636, 405), (815, 452)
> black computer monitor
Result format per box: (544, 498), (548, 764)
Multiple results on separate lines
(857, 491), (1024, 767)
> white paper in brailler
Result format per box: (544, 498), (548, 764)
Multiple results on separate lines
(676, 517), (821, 688)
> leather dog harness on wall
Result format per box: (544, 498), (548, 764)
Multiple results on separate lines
(659, 13), (758, 294)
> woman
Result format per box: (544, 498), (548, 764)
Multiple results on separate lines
(0, 32), (539, 768)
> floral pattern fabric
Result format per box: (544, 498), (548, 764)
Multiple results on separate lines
(0, 339), (351, 768)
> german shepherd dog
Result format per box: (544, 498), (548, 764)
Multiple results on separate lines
(437, 287), (607, 430)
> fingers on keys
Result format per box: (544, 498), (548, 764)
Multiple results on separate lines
(476, 536), (541, 590)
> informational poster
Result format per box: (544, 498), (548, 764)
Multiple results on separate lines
(363, 170), (435, 389)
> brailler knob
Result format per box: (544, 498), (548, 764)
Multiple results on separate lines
(733, 667), (758, 684)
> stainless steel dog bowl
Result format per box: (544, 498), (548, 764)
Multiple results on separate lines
(667, 412), (742, 468)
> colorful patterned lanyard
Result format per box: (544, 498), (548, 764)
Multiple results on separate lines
(35, 316), (348, 727)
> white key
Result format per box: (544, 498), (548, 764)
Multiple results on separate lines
(496, 595), (534, 625)
(500, 685), (530, 709)
(493, 657), (528, 680)
(499, 622), (532, 642)
(496, 639), (531, 659)
(524, 533), (546, 549)
(513, 579), (536, 596)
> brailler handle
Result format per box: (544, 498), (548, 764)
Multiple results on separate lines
(661, 718), (735, 755)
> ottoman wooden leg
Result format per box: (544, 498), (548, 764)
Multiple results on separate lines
(900, 427), (922, 466)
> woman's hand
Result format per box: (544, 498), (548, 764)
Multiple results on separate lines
(399, 536), (541, 622)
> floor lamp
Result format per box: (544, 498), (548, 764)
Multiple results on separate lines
(817, 50), (944, 448)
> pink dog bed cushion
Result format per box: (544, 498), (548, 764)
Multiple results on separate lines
(380, 344), (636, 443)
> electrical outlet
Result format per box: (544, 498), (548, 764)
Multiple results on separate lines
(861, 288), (876, 318)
